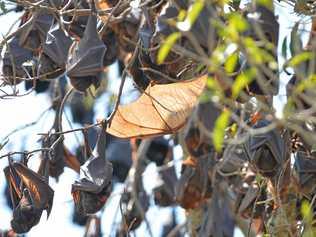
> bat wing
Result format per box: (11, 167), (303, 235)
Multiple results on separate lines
(12, 163), (54, 217)
(44, 24), (73, 67)
(66, 14), (106, 77)
(63, 146), (81, 174)
(73, 155), (113, 193)
(34, 13), (54, 43)
(4, 166), (21, 208)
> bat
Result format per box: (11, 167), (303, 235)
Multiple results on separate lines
(294, 151), (316, 197)
(41, 96), (65, 180)
(153, 165), (177, 207)
(175, 156), (212, 209)
(65, 0), (90, 38)
(246, 120), (289, 179)
(199, 192), (235, 237)
(18, 12), (54, 51)
(120, 189), (149, 231)
(106, 135), (132, 183)
(243, 5), (279, 95)
(66, 13), (106, 92)
(38, 23), (73, 80)
(43, 24), (73, 68)
(71, 124), (113, 215)
(184, 101), (221, 157)
(2, 37), (33, 84)
(4, 161), (54, 234)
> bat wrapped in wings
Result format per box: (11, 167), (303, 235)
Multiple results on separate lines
(246, 120), (290, 180)
(175, 156), (213, 209)
(39, 23), (73, 80)
(294, 151), (316, 197)
(71, 123), (113, 215)
(153, 165), (178, 207)
(241, 5), (279, 96)
(2, 37), (34, 85)
(66, 13), (106, 92)
(18, 12), (53, 51)
(4, 158), (54, 233)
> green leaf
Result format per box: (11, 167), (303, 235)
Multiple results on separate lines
(256, 0), (273, 9)
(187, 0), (204, 27)
(232, 69), (255, 98)
(206, 76), (223, 98)
(288, 52), (312, 67)
(213, 110), (231, 152)
(176, 0), (204, 31)
(157, 32), (181, 64)
(225, 52), (238, 73)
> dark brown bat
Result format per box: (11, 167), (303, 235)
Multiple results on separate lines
(71, 124), (113, 215)
(66, 13), (106, 92)
(294, 151), (316, 197)
(38, 23), (73, 79)
(42, 99), (65, 180)
(4, 161), (54, 234)
(175, 156), (212, 209)
(120, 188), (149, 231)
(2, 37), (34, 85)
(242, 5), (279, 95)
(246, 120), (290, 179)
(153, 165), (177, 207)
(18, 12), (53, 51)
(43, 24), (73, 67)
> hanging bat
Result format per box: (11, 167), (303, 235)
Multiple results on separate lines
(120, 188), (149, 231)
(246, 120), (289, 180)
(199, 192), (235, 237)
(242, 5), (279, 95)
(153, 165), (177, 207)
(4, 161), (54, 234)
(106, 135), (132, 183)
(42, 98), (65, 180)
(43, 24), (73, 67)
(294, 151), (316, 197)
(65, 0), (90, 38)
(71, 124), (113, 215)
(175, 156), (212, 209)
(2, 37), (34, 85)
(39, 23), (73, 80)
(18, 12), (54, 51)
(66, 13), (106, 92)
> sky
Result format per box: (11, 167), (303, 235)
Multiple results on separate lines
(0, 1), (312, 237)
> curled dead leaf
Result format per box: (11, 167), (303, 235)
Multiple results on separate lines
(106, 75), (207, 138)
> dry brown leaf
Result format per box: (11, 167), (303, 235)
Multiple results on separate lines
(107, 75), (207, 138)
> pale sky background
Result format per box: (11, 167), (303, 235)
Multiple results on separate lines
(0, 1), (311, 236)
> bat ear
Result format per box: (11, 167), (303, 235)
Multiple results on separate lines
(11, 162), (54, 217)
